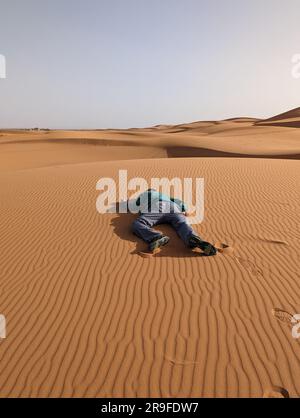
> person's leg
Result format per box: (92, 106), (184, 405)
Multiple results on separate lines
(164, 213), (217, 256)
(189, 235), (217, 256)
(163, 213), (195, 246)
(132, 213), (164, 244)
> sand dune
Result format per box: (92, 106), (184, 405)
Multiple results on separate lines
(0, 111), (299, 398)
(1, 115), (300, 173)
(256, 106), (300, 128)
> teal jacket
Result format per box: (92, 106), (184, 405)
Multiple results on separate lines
(136, 190), (187, 214)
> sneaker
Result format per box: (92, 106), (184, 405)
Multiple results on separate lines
(149, 236), (170, 252)
(189, 236), (217, 256)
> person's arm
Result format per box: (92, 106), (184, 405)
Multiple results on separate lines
(170, 197), (187, 213)
(135, 191), (150, 213)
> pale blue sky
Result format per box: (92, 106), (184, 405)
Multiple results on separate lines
(0, 0), (299, 128)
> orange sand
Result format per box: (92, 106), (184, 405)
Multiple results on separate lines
(0, 108), (299, 397)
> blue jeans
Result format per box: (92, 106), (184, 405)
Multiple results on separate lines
(132, 212), (197, 246)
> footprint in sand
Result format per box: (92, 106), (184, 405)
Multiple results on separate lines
(214, 242), (234, 255)
(235, 257), (264, 277)
(214, 242), (264, 278)
(272, 308), (294, 325)
(263, 386), (290, 398)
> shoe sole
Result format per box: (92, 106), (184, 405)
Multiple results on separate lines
(202, 243), (217, 256)
(190, 238), (217, 256)
(149, 236), (170, 252)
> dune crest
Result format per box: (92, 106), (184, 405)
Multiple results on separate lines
(256, 106), (300, 127)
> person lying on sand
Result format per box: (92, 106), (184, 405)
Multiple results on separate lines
(132, 189), (217, 256)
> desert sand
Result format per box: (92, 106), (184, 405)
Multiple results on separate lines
(0, 108), (299, 398)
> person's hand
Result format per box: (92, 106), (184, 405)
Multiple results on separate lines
(184, 211), (194, 217)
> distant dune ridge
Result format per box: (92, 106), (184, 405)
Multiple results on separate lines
(255, 106), (300, 128)
(0, 107), (300, 172)
(0, 107), (299, 398)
